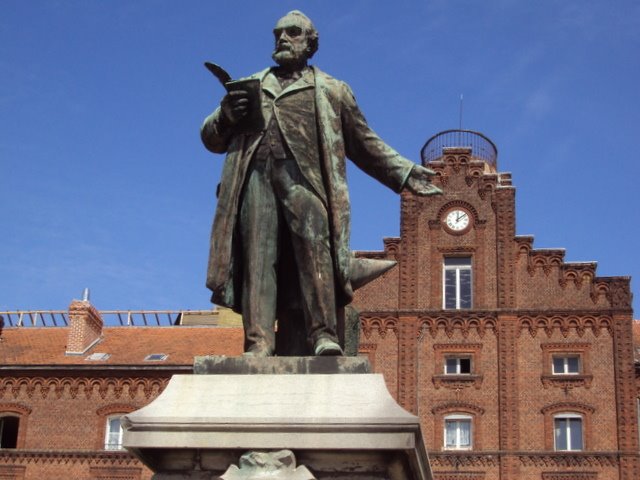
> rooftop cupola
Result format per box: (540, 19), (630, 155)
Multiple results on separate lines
(421, 129), (498, 174)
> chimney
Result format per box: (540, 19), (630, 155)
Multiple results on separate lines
(66, 290), (103, 354)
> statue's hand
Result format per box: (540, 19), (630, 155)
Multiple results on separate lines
(404, 165), (443, 196)
(220, 90), (249, 125)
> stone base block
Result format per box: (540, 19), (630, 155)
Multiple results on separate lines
(122, 357), (432, 479)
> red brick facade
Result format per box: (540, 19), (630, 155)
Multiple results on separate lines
(0, 322), (244, 479)
(352, 146), (639, 479)
(1, 140), (638, 480)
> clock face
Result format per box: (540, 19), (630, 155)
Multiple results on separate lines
(444, 209), (470, 232)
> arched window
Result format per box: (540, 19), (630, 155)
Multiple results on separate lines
(541, 402), (593, 451)
(104, 415), (124, 450)
(0, 404), (30, 449)
(96, 404), (137, 451)
(554, 413), (583, 451)
(432, 402), (484, 451)
(0, 415), (20, 449)
(444, 414), (473, 450)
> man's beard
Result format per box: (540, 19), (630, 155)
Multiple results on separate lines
(272, 46), (307, 68)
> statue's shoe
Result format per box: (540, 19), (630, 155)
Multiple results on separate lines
(242, 347), (273, 357)
(314, 337), (343, 356)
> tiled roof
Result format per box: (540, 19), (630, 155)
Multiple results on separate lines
(0, 326), (244, 366)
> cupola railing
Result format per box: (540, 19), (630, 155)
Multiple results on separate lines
(421, 129), (497, 169)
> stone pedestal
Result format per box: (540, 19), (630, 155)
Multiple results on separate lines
(122, 357), (432, 479)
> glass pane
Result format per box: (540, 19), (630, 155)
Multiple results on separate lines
(553, 357), (565, 374)
(567, 357), (580, 374)
(445, 358), (458, 374)
(107, 432), (120, 449)
(445, 257), (471, 267)
(444, 270), (457, 309)
(554, 418), (567, 450)
(459, 269), (472, 308)
(445, 420), (457, 447)
(460, 357), (471, 374)
(569, 418), (583, 450)
(459, 420), (471, 446)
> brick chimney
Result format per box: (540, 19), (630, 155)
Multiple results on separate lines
(66, 297), (103, 355)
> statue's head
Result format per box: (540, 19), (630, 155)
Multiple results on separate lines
(272, 10), (318, 69)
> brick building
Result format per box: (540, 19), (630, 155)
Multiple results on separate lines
(0, 305), (246, 479)
(351, 130), (638, 479)
(1, 130), (638, 479)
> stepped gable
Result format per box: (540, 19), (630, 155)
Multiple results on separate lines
(515, 234), (631, 310)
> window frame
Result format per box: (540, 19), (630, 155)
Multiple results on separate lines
(553, 413), (584, 451)
(104, 414), (124, 451)
(443, 414), (473, 450)
(433, 344), (483, 390)
(541, 402), (593, 451)
(552, 354), (581, 375)
(540, 343), (593, 390)
(442, 256), (473, 310)
(444, 356), (472, 375)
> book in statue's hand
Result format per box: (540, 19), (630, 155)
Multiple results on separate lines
(204, 62), (264, 134)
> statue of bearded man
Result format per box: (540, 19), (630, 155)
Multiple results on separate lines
(201, 11), (441, 357)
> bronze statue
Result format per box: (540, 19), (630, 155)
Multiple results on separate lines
(201, 11), (441, 357)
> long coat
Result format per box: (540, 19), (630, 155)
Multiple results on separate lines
(201, 66), (415, 312)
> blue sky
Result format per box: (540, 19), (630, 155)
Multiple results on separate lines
(1, 0), (639, 315)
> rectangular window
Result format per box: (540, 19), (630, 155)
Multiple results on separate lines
(443, 257), (472, 309)
(552, 355), (581, 375)
(445, 357), (472, 375)
(554, 416), (583, 451)
(444, 416), (472, 450)
(104, 416), (124, 450)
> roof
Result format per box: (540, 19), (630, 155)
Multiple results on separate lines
(0, 325), (244, 366)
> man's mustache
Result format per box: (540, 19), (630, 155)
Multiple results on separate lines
(275, 43), (292, 52)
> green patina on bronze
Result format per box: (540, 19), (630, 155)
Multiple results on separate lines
(201, 10), (441, 357)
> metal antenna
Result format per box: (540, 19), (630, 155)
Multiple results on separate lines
(459, 94), (464, 130)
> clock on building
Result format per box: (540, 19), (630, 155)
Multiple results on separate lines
(443, 208), (472, 234)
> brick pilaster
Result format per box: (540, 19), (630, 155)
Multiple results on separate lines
(494, 186), (516, 309)
(612, 313), (640, 480)
(398, 191), (420, 309)
(397, 315), (418, 414)
(497, 313), (520, 479)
